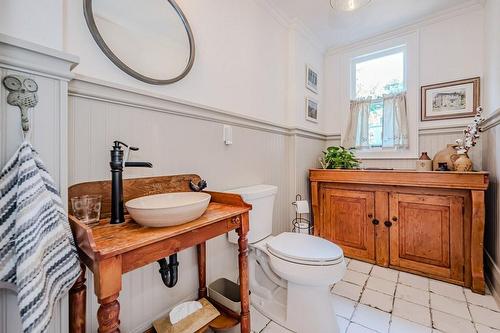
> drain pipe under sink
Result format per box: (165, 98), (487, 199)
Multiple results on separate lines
(157, 254), (179, 288)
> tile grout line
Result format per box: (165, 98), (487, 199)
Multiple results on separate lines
(463, 287), (480, 333)
(428, 277), (434, 331)
(388, 271), (401, 333)
(347, 262), (393, 333)
(342, 261), (373, 332)
(337, 259), (500, 333)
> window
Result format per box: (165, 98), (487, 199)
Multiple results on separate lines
(351, 46), (406, 147)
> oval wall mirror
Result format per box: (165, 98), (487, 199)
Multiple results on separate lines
(84, 0), (195, 85)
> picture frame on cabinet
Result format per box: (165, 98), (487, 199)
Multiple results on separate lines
(306, 64), (319, 93)
(421, 77), (480, 121)
(306, 97), (319, 123)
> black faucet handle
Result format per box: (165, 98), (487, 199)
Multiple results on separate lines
(113, 140), (139, 151)
(124, 161), (153, 168)
(190, 179), (207, 192)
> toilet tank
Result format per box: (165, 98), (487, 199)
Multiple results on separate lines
(226, 185), (278, 244)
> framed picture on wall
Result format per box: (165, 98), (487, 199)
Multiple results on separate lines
(306, 65), (319, 93)
(306, 97), (318, 123)
(421, 77), (480, 121)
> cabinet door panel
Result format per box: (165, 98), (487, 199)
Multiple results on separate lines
(322, 188), (375, 261)
(390, 193), (464, 281)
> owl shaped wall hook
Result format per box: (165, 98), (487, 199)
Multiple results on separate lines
(2, 75), (39, 134)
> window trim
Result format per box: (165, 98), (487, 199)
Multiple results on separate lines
(350, 45), (407, 100)
(350, 46), (407, 149)
(339, 31), (419, 160)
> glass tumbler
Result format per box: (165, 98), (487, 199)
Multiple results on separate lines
(71, 195), (102, 225)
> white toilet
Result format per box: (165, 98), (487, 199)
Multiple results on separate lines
(227, 185), (346, 333)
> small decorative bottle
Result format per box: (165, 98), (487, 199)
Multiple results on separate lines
(416, 152), (433, 171)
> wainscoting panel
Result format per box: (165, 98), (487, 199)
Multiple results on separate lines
(482, 109), (500, 302)
(0, 36), (77, 333)
(292, 136), (324, 222)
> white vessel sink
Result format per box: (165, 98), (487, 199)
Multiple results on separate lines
(125, 192), (211, 227)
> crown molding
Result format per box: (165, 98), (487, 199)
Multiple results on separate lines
(253, 0), (291, 28)
(326, 0), (483, 56)
(254, 0), (326, 53)
(0, 33), (79, 80)
(289, 19), (327, 53)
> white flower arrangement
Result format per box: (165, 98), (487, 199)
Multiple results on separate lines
(455, 106), (484, 154)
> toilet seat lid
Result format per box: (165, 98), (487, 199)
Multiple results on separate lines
(266, 232), (343, 264)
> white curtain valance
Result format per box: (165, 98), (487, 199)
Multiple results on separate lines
(341, 97), (371, 149)
(342, 92), (408, 150)
(382, 92), (409, 149)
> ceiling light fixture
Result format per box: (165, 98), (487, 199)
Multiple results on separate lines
(330, 0), (371, 11)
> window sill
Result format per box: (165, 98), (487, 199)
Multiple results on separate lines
(353, 148), (418, 160)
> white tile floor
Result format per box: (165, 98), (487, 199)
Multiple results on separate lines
(250, 258), (500, 333)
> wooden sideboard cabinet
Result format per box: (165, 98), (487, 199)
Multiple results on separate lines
(309, 169), (489, 293)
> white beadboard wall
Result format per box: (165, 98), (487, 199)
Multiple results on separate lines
(290, 135), (324, 221)
(0, 35), (78, 333)
(483, 110), (500, 300)
(482, 0), (500, 303)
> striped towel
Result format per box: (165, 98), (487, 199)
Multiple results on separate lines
(0, 140), (81, 333)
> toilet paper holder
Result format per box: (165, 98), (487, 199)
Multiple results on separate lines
(291, 194), (312, 234)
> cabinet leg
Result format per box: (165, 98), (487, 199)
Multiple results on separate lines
(69, 262), (86, 333)
(97, 294), (120, 333)
(471, 190), (486, 294)
(237, 213), (250, 333)
(197, 242), (207, 299)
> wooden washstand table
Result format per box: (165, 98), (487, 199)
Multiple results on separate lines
(67, 175), (252, 333)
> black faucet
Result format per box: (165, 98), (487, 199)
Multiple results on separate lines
(110, 141), (153, 224)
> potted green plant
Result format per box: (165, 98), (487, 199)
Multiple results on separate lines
(319, 146), (360, 169)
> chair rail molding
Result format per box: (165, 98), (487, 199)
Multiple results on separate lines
(0, 33), (78, 333)
(69, 75), (332, 140)
(482, 108), (500, 131)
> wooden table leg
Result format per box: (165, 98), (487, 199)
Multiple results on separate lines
(471, 190), (486, 294)
(97, 293), (120, 333)
(69, 262), (87, 333)
(197, 242), (207, 299)
(95, 256), (123, 333)
(237, 213), (250, 333)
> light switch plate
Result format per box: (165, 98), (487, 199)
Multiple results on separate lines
(223, 125), (232, 145)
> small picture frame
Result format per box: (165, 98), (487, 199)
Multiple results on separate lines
(306, 65), (319, 93)
(305, 97), (318, 123)
(421, 77), (480, 121)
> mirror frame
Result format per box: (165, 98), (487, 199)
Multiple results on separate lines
(83, 0), (195, 85)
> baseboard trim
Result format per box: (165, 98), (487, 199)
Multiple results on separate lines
(484, 250), (500, 307)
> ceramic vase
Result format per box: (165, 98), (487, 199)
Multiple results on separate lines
(454, 153), (473, 172)
(433, 144), (459, 171)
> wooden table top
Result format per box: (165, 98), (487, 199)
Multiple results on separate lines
(69, 201), (250, 260)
